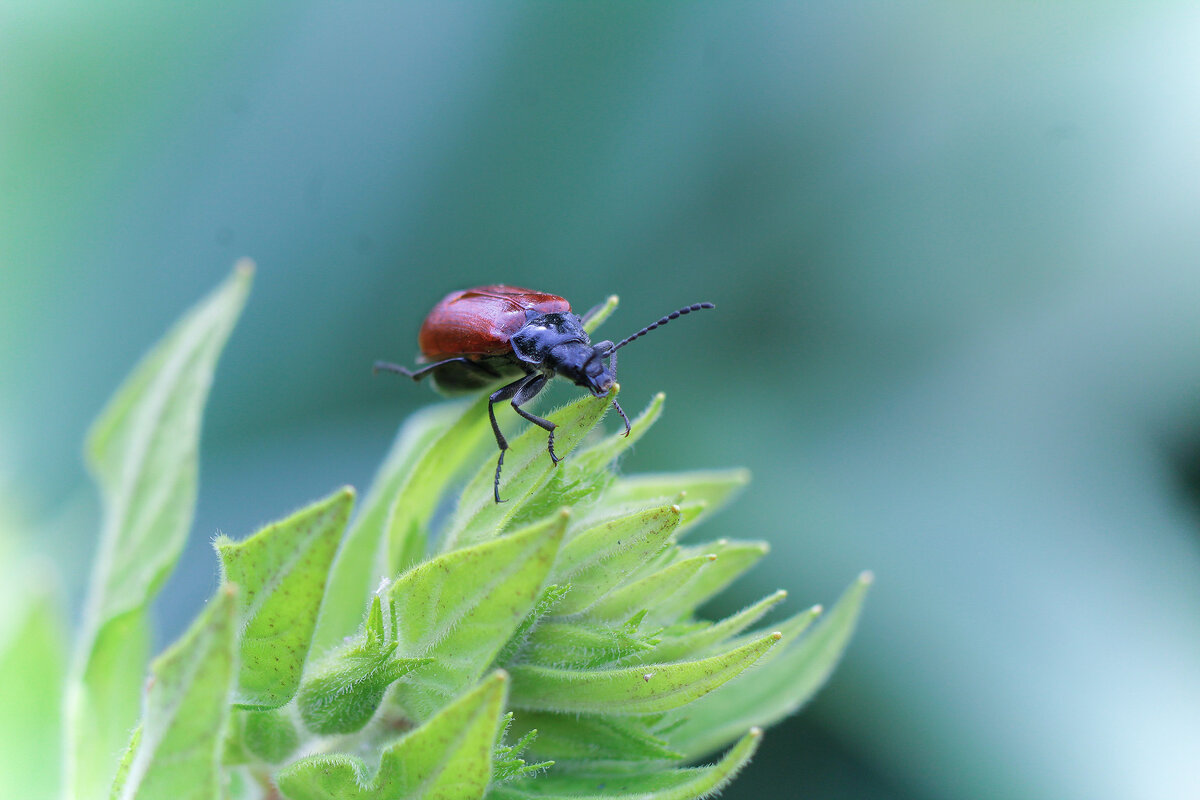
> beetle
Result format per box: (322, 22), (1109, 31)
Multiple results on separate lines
(375, 284), (714, 503)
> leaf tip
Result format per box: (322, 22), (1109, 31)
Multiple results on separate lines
(749, 726), (763, 738)
(774, 589), (788, 601)
(770, 631), (783, 641)
(234, 258), (256, 278)
(858, 570), (875, 586)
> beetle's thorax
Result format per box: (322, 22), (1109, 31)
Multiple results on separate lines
(511, 312), (615, 395)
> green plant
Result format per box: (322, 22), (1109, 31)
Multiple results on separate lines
(14, 265), (869, 799)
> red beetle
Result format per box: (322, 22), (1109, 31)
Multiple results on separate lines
(376, 285), (714, 502)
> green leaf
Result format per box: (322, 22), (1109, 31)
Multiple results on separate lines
(487, 727), (763, 800)
(215, 487), (354, 709)
(298, 597), (433, 735)
(605, 469), (749, 537)
(580, 553), (713, 625)
(441, 392), (614, 551)
(581, 294), (620, 335)
(509, 630), (781, 715)
(666, 572), (873, 758)
(113, 585), (238, 800)
(0, 565), (67, 800)
(491, 584), (570, 669)
(566, 391), (665, 478)
(278, 670), (509, 800)
(68, 263), (251, 800)
(520, 616), (659, 669)
(389, 513), (567, 721)
(492, 713), (554, 783)
(314, 397), (490, 654)
(647, 539), (769, 624)
(506, 712), (681, 762)
(637, 589), (788, 665)
(548, 504), (680, 615)
(227, 708), (299, 765)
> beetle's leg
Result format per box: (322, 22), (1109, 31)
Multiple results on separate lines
(510, 375), (560, 465)
(374, 357), (499, 381)
(489, 374), (537, 503)
(611, 399), (631, 437)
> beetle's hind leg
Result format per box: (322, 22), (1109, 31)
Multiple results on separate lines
(489, 374), (537, 503)
(510, 375), (558, 464)
(374, 356), (499, 382)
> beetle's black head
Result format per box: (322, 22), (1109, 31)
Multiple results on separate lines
(511, 312), (616, 396)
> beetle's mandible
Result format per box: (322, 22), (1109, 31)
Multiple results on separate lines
(375, 284), (714, 503)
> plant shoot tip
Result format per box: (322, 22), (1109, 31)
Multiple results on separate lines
(859, 570), (876, 585)
(770, 631), (783, 640)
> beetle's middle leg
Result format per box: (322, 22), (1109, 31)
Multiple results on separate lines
(489, 373), (537, 503)
(510, 374), (558, 464)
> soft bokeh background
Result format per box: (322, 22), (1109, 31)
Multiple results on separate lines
(3, 4), (1200, 799)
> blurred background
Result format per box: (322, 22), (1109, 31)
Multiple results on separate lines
(3, 3), (1200, 798)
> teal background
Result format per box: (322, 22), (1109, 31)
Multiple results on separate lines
(3, 4), (1200, 799)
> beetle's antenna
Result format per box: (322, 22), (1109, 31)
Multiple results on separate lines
(612, 303), (715, 352)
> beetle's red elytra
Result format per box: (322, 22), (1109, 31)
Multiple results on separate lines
(375, 285), (714, 503)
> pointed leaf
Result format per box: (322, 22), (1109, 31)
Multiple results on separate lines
(278, 670), (509, 800)
(648, 540), (769, 624)
(580, 554), (713, 625)
(568, 392), (665, 478)
(581, 294), (620, 335)
(509, 631), (781, 715)
(442, 392), (614, 551)
(507, 712), (682, 762)
(521, 618), (659, 669)
(667, 572), (872, 758)
(637, 590), (788, 665)
(216, 487), (354, 708)
(605, 469), (748, 537)
(549, 504), (680, 615)
(491, 584), (570, 668)
(68, 264), (251, 800)
(390, 513), (567, 720)
(487, 727), (763, 800)
(115, 586), (238, 800)
(298, 594), (433, 737)
(314, 397), (490, 653)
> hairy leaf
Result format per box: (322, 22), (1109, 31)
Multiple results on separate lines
(299, 597), (432, 735)
(216, 487), (354, 709)
(636, 589), (788, 665)
(314, 397), (490, 654)
(390, 513), (567, 721)
(509, 631), (781, 715)
(278, 670), (508, 800)
(605, 469), (749, 537)
(442, 392), (614, 550)
(548, 504), (680, 615)
(666, 572), (873, 758)
(488, 727), (763, 800)
(113, 586), (238, 800)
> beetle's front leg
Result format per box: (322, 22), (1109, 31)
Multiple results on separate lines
(510, 374), (558, 464)
(489, 375), (534, 503)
